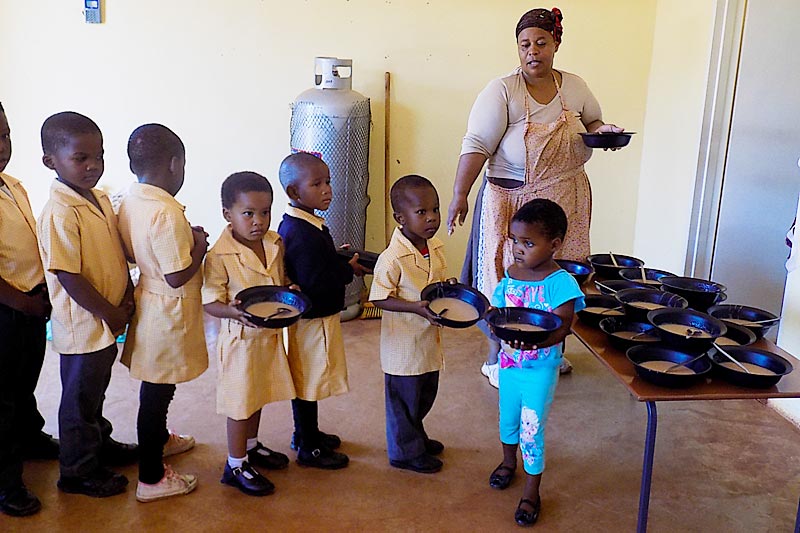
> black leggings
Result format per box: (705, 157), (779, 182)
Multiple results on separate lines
(137, 381), (175, 484)
(291, 398), (319, 450)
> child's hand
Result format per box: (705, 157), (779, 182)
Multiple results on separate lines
(414, 300), (443, 327)
(507, 339), (537, 351)
(22, 291), (51, 319)
(445, 277), (458, 285)
(288, 284), (301, 292)
(348, 254), (372, 277)
(191, 226), (209, 252)
(229, 299), (259, 328)
(105, 306), (131, 337)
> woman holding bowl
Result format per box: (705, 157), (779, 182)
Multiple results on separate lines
(447, 7), (624, 385)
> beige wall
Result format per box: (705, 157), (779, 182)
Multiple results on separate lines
(0, 0), (655, 276)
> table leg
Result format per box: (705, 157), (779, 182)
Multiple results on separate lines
(637, 401), (657, 533)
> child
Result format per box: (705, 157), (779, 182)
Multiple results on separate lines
(369, 175), (449, 474)
(486, 198), (585, 527)
(117, 124), (207, 502)
(277, 152), (368, 469)
(0, 103), (57, 517)
(203, 171), (296, 496)
(37, 111), (138, 498)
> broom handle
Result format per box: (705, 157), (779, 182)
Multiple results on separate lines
(384, 71), (392, 246)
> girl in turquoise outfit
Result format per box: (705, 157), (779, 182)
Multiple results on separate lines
(487, 198), (585, 527)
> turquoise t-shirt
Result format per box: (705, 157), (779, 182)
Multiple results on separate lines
(491, 269), (586, 368)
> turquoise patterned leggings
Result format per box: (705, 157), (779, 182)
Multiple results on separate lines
(498, 361), (560, 475)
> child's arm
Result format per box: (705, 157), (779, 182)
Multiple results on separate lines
(56, 271), (132, 336)
(203, 300), (258, 328)
(505, 299), (576, 351)
(165, 226), (208, 288)
(373, 296), (442, 326)
(0, 277), (50, 317)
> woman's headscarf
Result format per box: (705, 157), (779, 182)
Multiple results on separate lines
(515, 7), (564, 44)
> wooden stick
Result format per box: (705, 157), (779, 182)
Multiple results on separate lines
(384, 72), (392, 246)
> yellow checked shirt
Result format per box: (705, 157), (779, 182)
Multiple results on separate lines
(118, 183), (208, 384)
(203, 227), (295, 418)
(37, 180), (129, 354)
(0, 173), (44, 292)
(369, 227), (448, 376)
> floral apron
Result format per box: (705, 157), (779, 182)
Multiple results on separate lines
(475, 72), (593, 299)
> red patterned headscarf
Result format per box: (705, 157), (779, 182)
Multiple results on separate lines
(515, 7), (564, 44)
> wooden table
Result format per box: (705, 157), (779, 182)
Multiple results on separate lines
(570, 315), (800, 532)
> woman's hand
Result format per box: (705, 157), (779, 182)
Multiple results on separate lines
(594, 123), (624, 134)
(446, 194), (469, 236)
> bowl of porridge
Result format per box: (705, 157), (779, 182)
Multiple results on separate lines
(235, 285), (311, 328)
(555, 259), (594, 286)
(706, 304), (780, 340)
(708, 346), (792, 388)
(577, 294), (624, 328)
(485, 307), (562, 345)
(598, 317), (661, 351)
(420, 281), (490, 329)
(659, 276), (727, 311)
(615, 288), (688, 322)
(626, 345), (712, 388)
(619, 267), (676, 288)
(587, 253), (644, 280)
(594, 279), (649, 295)
(647, 308), (727, 354)
(712, 322), (757, 348)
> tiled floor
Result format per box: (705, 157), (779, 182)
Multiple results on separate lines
(6, 317), (800, 532)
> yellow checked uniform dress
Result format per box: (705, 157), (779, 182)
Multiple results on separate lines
(37, 180), (129, 354)
(202, 227), (295, 420)
(0, 173), (44, 292)
(118, 183), (208, 384)
(369, 228), (448, 375)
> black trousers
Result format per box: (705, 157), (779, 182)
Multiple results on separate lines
(384, 371), (439, 461)
(137, 381), (175, 484)
(59, 344), (116, 478)
(0, 301), (47, 490)
(291, 398), (320, 450)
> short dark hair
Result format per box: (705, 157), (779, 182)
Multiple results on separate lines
(41, 111), (101, 154)
(0, 102), (4, 114)
(512, 198), (568, 240)
(278, 151), (326, 192)
(390, 174), (437, 212)
(221, 171), (273, 209)
(127, 124), (185, 176)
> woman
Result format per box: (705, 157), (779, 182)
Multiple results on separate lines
(446, 7), (623, 386)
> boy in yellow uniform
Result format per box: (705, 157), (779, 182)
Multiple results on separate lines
(203, 171), (296, 496)
(277, 152), (369, 469)
(0, 103), (57, 517)
(37, 111), (137, 498)
(369, 175), (449, 474)
(117, 124), (208, 502)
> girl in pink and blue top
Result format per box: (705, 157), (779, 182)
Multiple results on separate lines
(487, 198), (585, 527)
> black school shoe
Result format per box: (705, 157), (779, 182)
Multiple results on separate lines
(220, 462), (274, 496)
(22, 431), (60, 460)
(296, 446), (349, 470)
(247, 442), (289, 470)
(99, 439), (138, 467)
(0, 483), (41, 517)
(290, 431), (341, 451)
(57, 466), (128, 498)
(389, 453), (442, 474)
(424, 438), (444, 456)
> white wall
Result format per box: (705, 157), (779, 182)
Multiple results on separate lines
(0, 0), (655, 275)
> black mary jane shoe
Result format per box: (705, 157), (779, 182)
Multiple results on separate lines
(247, 442), (289, 470)
(514, 498), (541, 527)
(488, 463), (515, 490)
(220, 462), (274, 496)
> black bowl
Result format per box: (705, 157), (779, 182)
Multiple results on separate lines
(236, 285), (312, 328)
(587, 254), (645, 279)
(615, 288), (688, 323)
(556, 259), (594, 286)
(709, 346), (793, 388)
(626, 345), (712, 388)
(659, 276), (727, 311)
(578, 294), (624, 328)
(595, 279), (650, 295)
(485, 307), (562, 345)
(619, 267), (676, 289)
(579, 132), (636, 149)
(647, 308), (727, 354)
(706, 304), (780, 340)
(712, 323), (757, 348)
(420, 281), (490, 329)
(598, 317), (661, 351)
(337, 248), (379, 270)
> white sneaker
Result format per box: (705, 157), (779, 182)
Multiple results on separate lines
(480, 362), (499, 389)
(559, 357), (574, 375)
(136, 465), (198, 503)
(163, 432), (195, 457)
